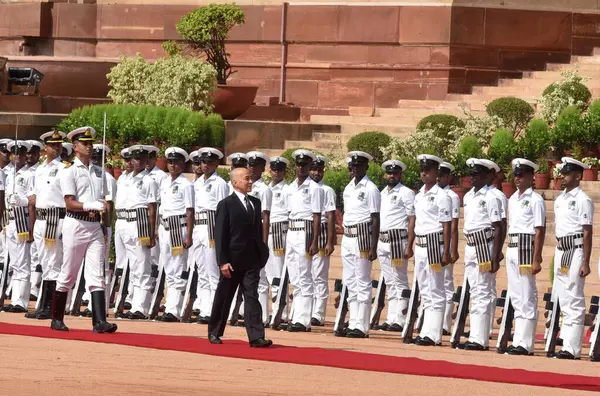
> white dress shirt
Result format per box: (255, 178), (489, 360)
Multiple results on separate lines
(443, 185), (461, 220)
(147, 166), (168, 202)
(249, 178), (272, 213)
(234, 189), (254, 212)
(554, 187), (594, 238)
(318, 182), (337, 224)
(342, 175), (381, 226)
(380, 183), (415, 231)
(114, 171), (131, 210)
(59, 157), (108, 204)
(463, 186), (502, 234)
(414, 183), (452, 235)
(31, 157), (66, 208)
(488, 185), (508, 219)
(6, 164), (34, 206)
(127, 170), (159, 209)
(507, 187), (546, 235)
(287, 177), (323, 221)
(105, 171), (117, 202)
(270, 180), (289, 223)
(194, 172), (228, 212)
(159, 174), (194, 217)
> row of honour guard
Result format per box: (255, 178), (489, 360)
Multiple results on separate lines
(0, 126), (600, 360)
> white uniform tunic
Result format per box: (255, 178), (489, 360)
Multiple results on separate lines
(159, 173), (194, 318)
(31, 158), (66, 282)
(553, 187), (593, 358)
(442, 185), (461, 332)
(285, 177), (323, 328)
(27, 163), (40, 288)
(193, 172), (228, 318)
(341, 175), (381, 334)
(462, 186), (501, 347)
(123, 170), (158, 315)
(506, 187), (546, 353)
(56, 158), (109, 294)
(311, 182), (336, 323)
(413, 183), (452, 344)
(266, 180), (288, 313)
(486, 184), (507, 333)
(147, 166), (168, 270)
(377, 183), (414, 327)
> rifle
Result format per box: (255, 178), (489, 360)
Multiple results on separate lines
(228, 286), (244, 326)
(333, 279), (348, 337)
(68, 261), (86, 316)
(0, 254), (10, 309)
(181, 263), (199, 323)
(113, 261), (131, 318)
(544, 291), (561, 357)
(590, 296), (600, 361)
(270, 261), (289, 330)
(370, 273), (386, 330)
(402, 273), (420, 343)
(450, 280), (470, 349)
(149, 264), (165, 320)
(496, 290), (514, 353)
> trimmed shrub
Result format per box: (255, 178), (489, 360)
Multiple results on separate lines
(322, 162), (386, 208)
(279, 148), (324, 183)
(58, 104), (225, 155)
(416, 114), (465, 136)
(543, 81), (591, 105)
(346, 131), (391, 164)
(454, 135), (484, 177)
(551, 105), (583, 154)
(515, 119), (551, 161)
(487, 129), (515, 168)
(216, 167), (230, 182)
(486, 97), (534, 136)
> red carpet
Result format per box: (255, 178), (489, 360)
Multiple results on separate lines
(1, 321), (600, 392)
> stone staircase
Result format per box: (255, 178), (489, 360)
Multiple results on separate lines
(261, 48), (600, 158)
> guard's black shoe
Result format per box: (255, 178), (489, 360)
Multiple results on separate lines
(276, 322), (288, 331)
(389, 323), (403, 332)
(556, 350), (575, 360)
(377, 323), (390, 331)
(29, 294), (37, 302)
(128, 311), (147, 320)
(115, 311), (131, 319)
(192, 309), (200, 316)
(289, 322), (311, 332)
(82, 308), (93, 318)
(249, 338), (273, 348)
(507, 346), (530, 356)
(442, 329), (451, 336)
(346, 329), (368, 338)
(7, 305), (27, 313)
(25, 309), (41, 319)
(36, 308), (51, 320)
(160, 313), (179, 322)
(2, 304), (13, 312)
(196, 316), (210, 324)
(416, 336), (436, 346)
(51, 319), (69, 331)
(311, 318), (324, 327)
(464, 341), (486, 351)
(208, 334), (222, 344)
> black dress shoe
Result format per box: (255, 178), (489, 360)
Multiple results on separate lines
(289, 322), (311, 332)
(51, 319), (69, 331)
(8, 305), (27, 313)
(25, 309), (41, 319)
(160, 313), (179, 322)
(128, 311), (147, 320)
(82, 308), (93, 318)
(311, 318), (324, 327)
(250, 338), (273, 348)
(464, 341), (486, 351)
(334, 328), (347, 337)
(208, 334), (223, 344)
(36, 308), (51, 320)
(507, 346), (530, 356)
(377, 323), (390, 331)
(286, 323), (293, 332)
(442, 329), (451, 336)
(115, 311), (131, 319)
(556, 350), (575, 360)
(124, 302), (132, 310)
(388, 323), (403, 332)
(346, 329), (368, 339)
(94, 321), (118, 334)
(192, 309), (200, 316)
(196, 316), (210, 324)
(416, 336), (436, 346)
(29, 294), (37, 302)
(2, 304), (13, 312)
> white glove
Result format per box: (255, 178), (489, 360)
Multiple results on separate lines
(8, 194), (27, 206)
(83, 201), (104, 212)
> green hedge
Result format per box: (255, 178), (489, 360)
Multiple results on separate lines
(346, 131), (391, 164)
(486, 97), (534, 135)
(58, 104), (225, 155)
(543, 81), (591, 105)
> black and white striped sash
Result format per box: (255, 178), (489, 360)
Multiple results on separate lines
(465, 228), (494, 272)
(303, 220), (315, 258)
(557, 233), (584, 275)
(135, 207), (152, 246)
(161, 215), (186, 256)
(317, 222), (328, 256)
(1, 210), (8, 231)
(10, 207), (30, 242)
(42, 208), (63, 247)
(344, 222), (372, 259)
(269, 221), (288, 256)
(380, 229), (408, 267)
(508, 233), (534, 275)
(195, 210), (216, 248)
(416, 231), (444, 272)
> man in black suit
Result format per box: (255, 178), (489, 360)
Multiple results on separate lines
(208, 167), (272, 347)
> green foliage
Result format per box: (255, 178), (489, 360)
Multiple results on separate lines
(487, 129), (515, 168)
(107, 53), (217, 113)
(58, 104), (225, 156)
(536, 159), (549, 174)
(399, 156), (422, 191)
(216, 166), (230, 182)
(580, 99), (600, 148)
(322, 163), (386, 208)
(538, 68), (591, 123)
(415, 114), (465, 157)
(454, 135), (484, 177)
(279, 148), (324, 183)
(416, 114), (465, 136)
(162, 40), (182, 56)
(514, 119), (551, 161)
(551, 105), (583, 154)
(346, 132), (391, 164)
(176, 4), (245, 84)
(486, 97), (534, 137)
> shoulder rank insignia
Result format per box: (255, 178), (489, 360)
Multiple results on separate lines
(62, 161), (72, 168)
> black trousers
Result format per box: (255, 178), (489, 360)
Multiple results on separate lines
(208, 266), (265, 342)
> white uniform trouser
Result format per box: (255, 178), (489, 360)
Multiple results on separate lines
(377, 239), (409, 326)
(159, 224), (187, 318)
(6, 219), (32, 308)
(29, 227), (40, 297)
(415, 244), (445, 344)
(506, 246), (538, 353)
(442, 263), (454, 332)
(33, 218), (63, 281)
(341, 234), (372, 334)
(193, 224), (219, 318)
(464, 242), (495, 347)
(57, 217), (105, 293)
(123, 221), (153, 315)
(114, 219), (134, 305)
(267, 232), (285, 313)
(554, 247), (586, 358)
(311, 250), (330, 323)
(286, 228), (314, 328)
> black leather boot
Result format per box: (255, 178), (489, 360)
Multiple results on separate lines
(50, 290), (69, 331)
(37, 281), (55, 320)
(91, 291), (118, 334)
(25, 281), (47, 319)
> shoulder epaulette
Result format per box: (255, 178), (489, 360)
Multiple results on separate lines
(63, 160), (72, 168)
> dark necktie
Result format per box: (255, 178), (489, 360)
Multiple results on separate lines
(245, 196), (253, 219)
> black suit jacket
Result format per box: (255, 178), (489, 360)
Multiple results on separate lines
(214, 193), (269, 271)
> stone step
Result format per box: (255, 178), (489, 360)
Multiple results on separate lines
(497, 78), (600, 89)
(283, 139), (343, 152)
(445, 93), (542, 103)
(338, 123), (416, 136)
(374, 107), (486, 119)
(310, 115), (427, 126)
(523, 70), (600, 79)
(547, 62), (600, 71)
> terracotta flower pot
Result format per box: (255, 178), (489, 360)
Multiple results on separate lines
(501, 182), (516, 197)
(105, 167), (114, 177)
(156, 157), (167, 171)
(451, 187), (467, 206)
(213, 84), (259, 120)
(461, 177), (472, 189)
(113, 168), (123, 180)
(534, 173), (551, 190)
(583, 168), (599, 181)
(553, 177), (564, 190)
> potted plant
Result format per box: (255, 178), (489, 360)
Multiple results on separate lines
(111, 158), (125, 180)
(552, 163), (564, 190)
(501, 165), (516, 197)
(173, 4), (257, 119)
(582, 157), (600, 181)
(534, 159), (551, 189)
